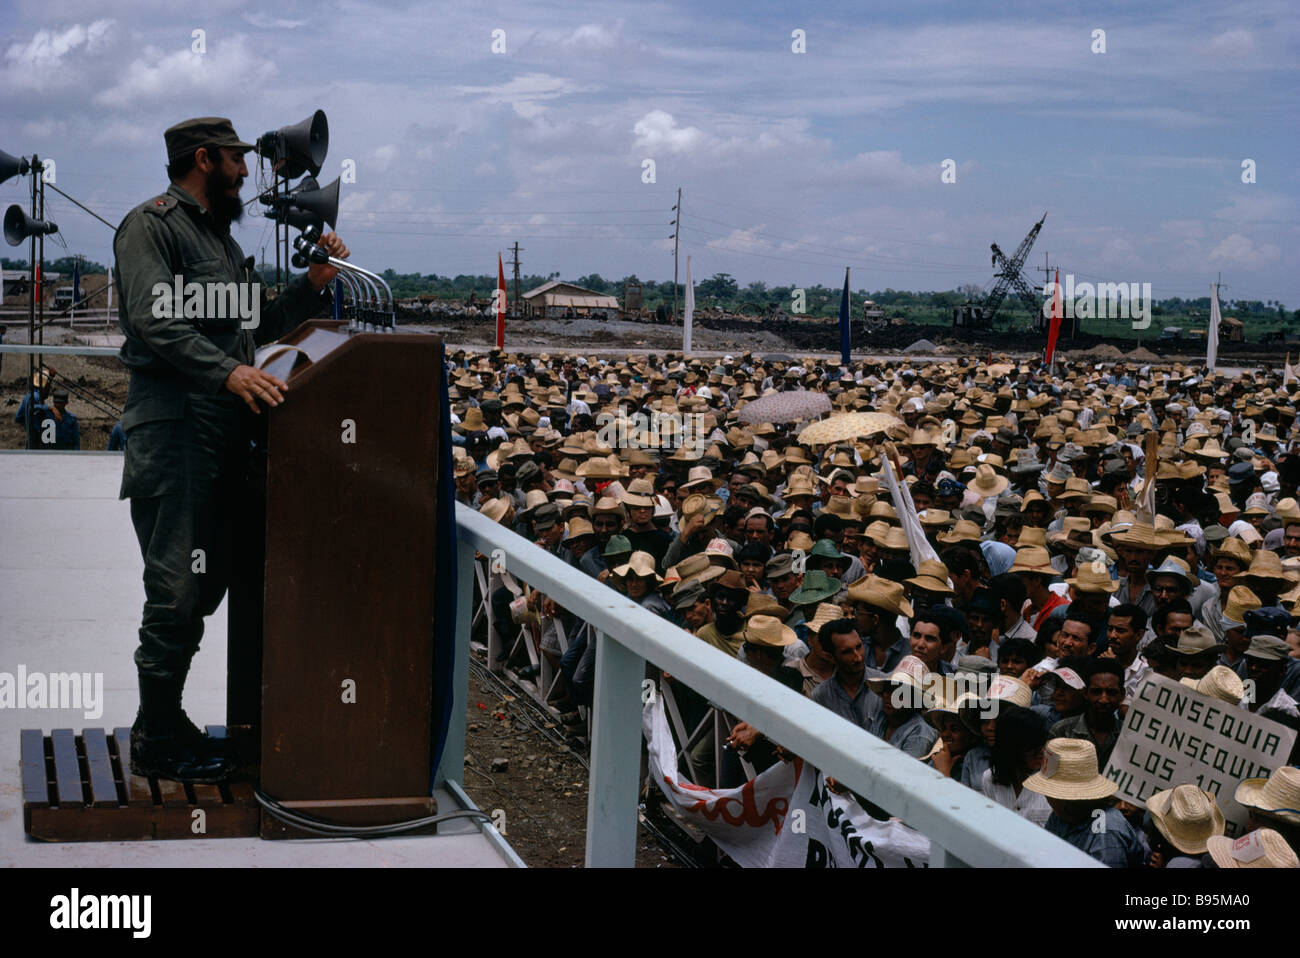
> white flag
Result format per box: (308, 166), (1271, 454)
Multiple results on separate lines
(1207, 282), (1221, 371)
(880, 447), (940, 569)
(683, 255), (694, 354)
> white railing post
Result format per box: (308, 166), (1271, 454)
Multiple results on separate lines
(435, 535), (476, 787)
(584, 630), (645, 867)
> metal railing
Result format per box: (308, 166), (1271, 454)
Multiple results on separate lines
(441, 503), (1103, 868)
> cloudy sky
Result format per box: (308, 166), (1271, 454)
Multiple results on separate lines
(3, 0), (1297, 303)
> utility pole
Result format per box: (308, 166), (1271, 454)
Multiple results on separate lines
(671, 187), (681, 324)
(1034, 251), (1055, 336)
(510, 241), (522, 317)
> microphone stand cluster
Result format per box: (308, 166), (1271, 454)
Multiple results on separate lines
(292, 226), (396, 333)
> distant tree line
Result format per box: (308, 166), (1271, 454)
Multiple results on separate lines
(5, 257), (1295, 327)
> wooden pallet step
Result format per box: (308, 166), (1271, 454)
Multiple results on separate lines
(21, 727), (260, 842)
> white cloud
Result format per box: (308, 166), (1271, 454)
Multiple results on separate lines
(1208, 233), (1281, 266)
(456, 73), (585, 119)
(1202, 29), (1256, 57)
(633, 110), (702, 153)
(94, 35), (276, 108)
(371, 144), (398, 172)
(243, 13), (308, 29)
(5, 19), (112, 68)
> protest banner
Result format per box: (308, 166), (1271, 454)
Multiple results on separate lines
(643, 695), (930, 867)
(1102, 673), (1297, 836)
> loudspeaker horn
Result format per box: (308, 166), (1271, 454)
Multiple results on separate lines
(282, 205), (323, 232)
(0, 150), (31, 185)
(290, 176), (339, 230)
(260, 110), (328, 179)
(4, 204), (58, 246)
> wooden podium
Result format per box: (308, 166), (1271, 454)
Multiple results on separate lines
(231, 320), (447, 838)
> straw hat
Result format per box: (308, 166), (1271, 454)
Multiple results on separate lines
(918, 508), (955, 529)
(620, 478), (658, 508)
(1236, 550), (1299, 588)
(846, 575), (914, 617)
(1209, 537), (1252, 568)
(666, 553), (727, 589)
(937, 519), (982, 544)
(1110, 523), (1160, 550)
(680, 465), (717, 493)
(479, 496), (514, 525)
(967, 464), (1009, 499)
(868, 654), (931, 698)
(1234, 766), (1300, 827)
(906, 559), (953, 594)
(680, 493), (724, 525)
(703, 537), (738, 569)
(804, 602), (847, 636)
(455, 406), (488, 433)
(1147, 785), (1225, 855)
(1166, 623), (1225, 656)
(1022, 739), (1118, 801)
(742, 614), (798, 648)
(1009, 545), (1054, 575)
(870, 525), (911, 553)
(1017, 526), (1048, 548)
(612, 550), (663, 583)
(984, 674), (1033, 709)
(1179, 665), (1245, 704)
(563, 516), (596, 543)
(1220, 585), (1262, 629)
(1206, 829), (1300, 869)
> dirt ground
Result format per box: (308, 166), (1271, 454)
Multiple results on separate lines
(459, 659), (678, 868)
(1, 324), (128, 450)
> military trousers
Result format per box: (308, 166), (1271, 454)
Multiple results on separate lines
(125, 396), (249, 682)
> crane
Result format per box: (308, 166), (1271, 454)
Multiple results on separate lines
(954, 212), (1047, 331)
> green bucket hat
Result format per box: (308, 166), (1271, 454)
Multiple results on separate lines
(603, 534), (633, 558)
(788, 568), (842, 606)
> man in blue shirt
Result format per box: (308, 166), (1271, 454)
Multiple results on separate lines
(33, 389), (80, 450)
(810, 618), (882, 731)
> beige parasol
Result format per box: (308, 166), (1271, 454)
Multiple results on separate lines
(797, 411), (904, 446)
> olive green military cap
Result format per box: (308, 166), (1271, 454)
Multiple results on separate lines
(164, 117), (255, 162)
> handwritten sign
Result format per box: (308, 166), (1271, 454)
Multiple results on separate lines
(1102, 673), (1296, 836)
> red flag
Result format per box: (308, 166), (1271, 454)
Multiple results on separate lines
(495, 253), (506, 349)
(1044, 268), (1062, 365)
(34, 264), (41, 304)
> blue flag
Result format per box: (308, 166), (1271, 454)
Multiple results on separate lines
(839, 267), (851, 366)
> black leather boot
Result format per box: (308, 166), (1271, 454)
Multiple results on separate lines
(130, 675), (232, 784)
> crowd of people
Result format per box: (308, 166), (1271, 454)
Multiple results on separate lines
(451, 347), (1300, 868)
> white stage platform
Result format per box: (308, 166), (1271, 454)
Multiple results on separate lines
(0, 450), (516, 867)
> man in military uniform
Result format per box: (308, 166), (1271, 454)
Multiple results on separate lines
(114, 117), (349, 782)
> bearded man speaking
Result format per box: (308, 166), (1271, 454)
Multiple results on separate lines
(113, 117), (349, 782)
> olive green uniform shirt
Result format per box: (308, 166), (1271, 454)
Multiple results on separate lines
(113, 183), (328, 497)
